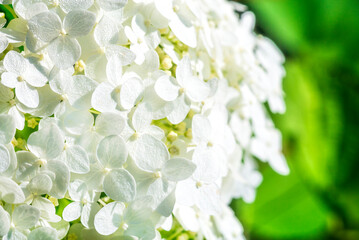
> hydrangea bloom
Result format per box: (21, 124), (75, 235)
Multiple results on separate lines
(0, 0), (288, 239)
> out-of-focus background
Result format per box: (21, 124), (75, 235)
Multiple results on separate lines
(231, 0), (359, 239)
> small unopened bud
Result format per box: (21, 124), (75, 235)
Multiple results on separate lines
(167, 131), (178, 142)
(161, 56), (173, 70)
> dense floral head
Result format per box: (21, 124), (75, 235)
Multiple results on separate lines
(0, 0), (288, 239)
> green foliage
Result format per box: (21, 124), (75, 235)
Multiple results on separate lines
(233, 0), (359, 239)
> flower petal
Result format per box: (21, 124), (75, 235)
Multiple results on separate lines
(27, 123), (64, 159)
(94, 202), (125, 236)
(28, 227), (58, 240)
(27, 173), (53, 195)
(0, 176), (25, 204)
(91, 82), (117, 112)
(103, 169), (136, 202)
(64, 10), (96, 37)
(119, 74), (144, 110)
(154, 75), (179, 102)
(62, 202), (82, 222)
(95, 112), (125, 136)
(28, 11), (62, 42)
(133, 134), (169, 171)
(48, 35), (81, 69)
(65, 145), (90, 174)
(0, 114), (15, 144)
(0, 145), (10, 173)
(97, 135), (128, 169)
(12, 205), (40, 229)
(59, 0), (94, 13)
(3, 50), (27, 75)
(162, 158), (196, 182)
(98, 0), (127, 11)
(15, 81), (39, 108)
(45, 160), (70, 199)
(0, 206), (10, 236)
(192, 114), (211, 144)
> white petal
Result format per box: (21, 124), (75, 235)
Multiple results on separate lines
(49, 219), (69, 239)
(60, 0), (94, 13)
(1, 72), (18, 88)
(103, 169), (136, 202)
(0, 114), (15, 144)
(131, 103), (152, 132)
(155, 0), (175, 19)
(94, 15), (119, 47)
(3, 229), (27, 240)
(27, 173), (53, 195)
(15, 151), (38, 182)
(28, 227), (58, 240)
(63, 110), (94, 135)
(94, 202), (125, 236)
(45, 160), (70, 199)
(98, 0), (127, 11)
(0, 36), (8, 53)
(28, 11), (62, 42)
(195, 183), (221, 214)
(0, 206), (10, 236)
(192, 114), (211, 144)
(62, 202), (82, 222)
(0, 145), (10, 173)
(23, 59), (48, 88)
(162, 158), (196, 182)
(8, 106), (25, 130)
(3, 50), (27, 75)
(28, 123), (64, 159)
(12, 205), (40, 229)
(154, 185), (176, 217)
(66, 75), (98, 109)
(269, 154), (290, 175)
(176, 56), (192, 86)
(169, 14), (197, 48)
(32, 197), (61, 223)
(15, 81), (39, 108)
(192, 146), (221, 183)
(105, 44), (136, 66)
(184, 76), (210, 102)
(119, 74), (144, 110)
(96, 135), (128, 168)
(48, 35), (81, 69)
(131, 14), (146, 37)
(167, 94), (190, 124)
(106, 56), (122, 86)
(68, 179), (87, 201)
(65, 145), (90, 174)
(64, 10), (96, 37)
(81, 202), (100, 229)
(0, 176), (25, 204)
(91, 82), (117, 112)
(154, 75), (179, 102)
(0, 80), (15, 100)
(85, 53), (108, 82)
(133, 134), (169, 171)
(95, 112), (125, 136)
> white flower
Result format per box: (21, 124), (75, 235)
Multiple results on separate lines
(0, 0), (288, 238)
(94, 200), (156, 238)
(1, 51), (47, 108)
(62, 180), (100, 228)
(155, 56), (210, 124)
(0, 204), (40, 239)
(28, 10), (96, 69)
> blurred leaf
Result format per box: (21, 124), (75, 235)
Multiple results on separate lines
(233, 165), (331, 239)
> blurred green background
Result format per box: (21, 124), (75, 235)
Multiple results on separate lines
(232, 0), (359, 239)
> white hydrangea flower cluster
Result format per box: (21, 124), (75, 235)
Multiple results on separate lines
(0, 0), (288, 239)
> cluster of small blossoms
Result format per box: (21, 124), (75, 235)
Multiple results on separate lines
(0, 0), (288, 239)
